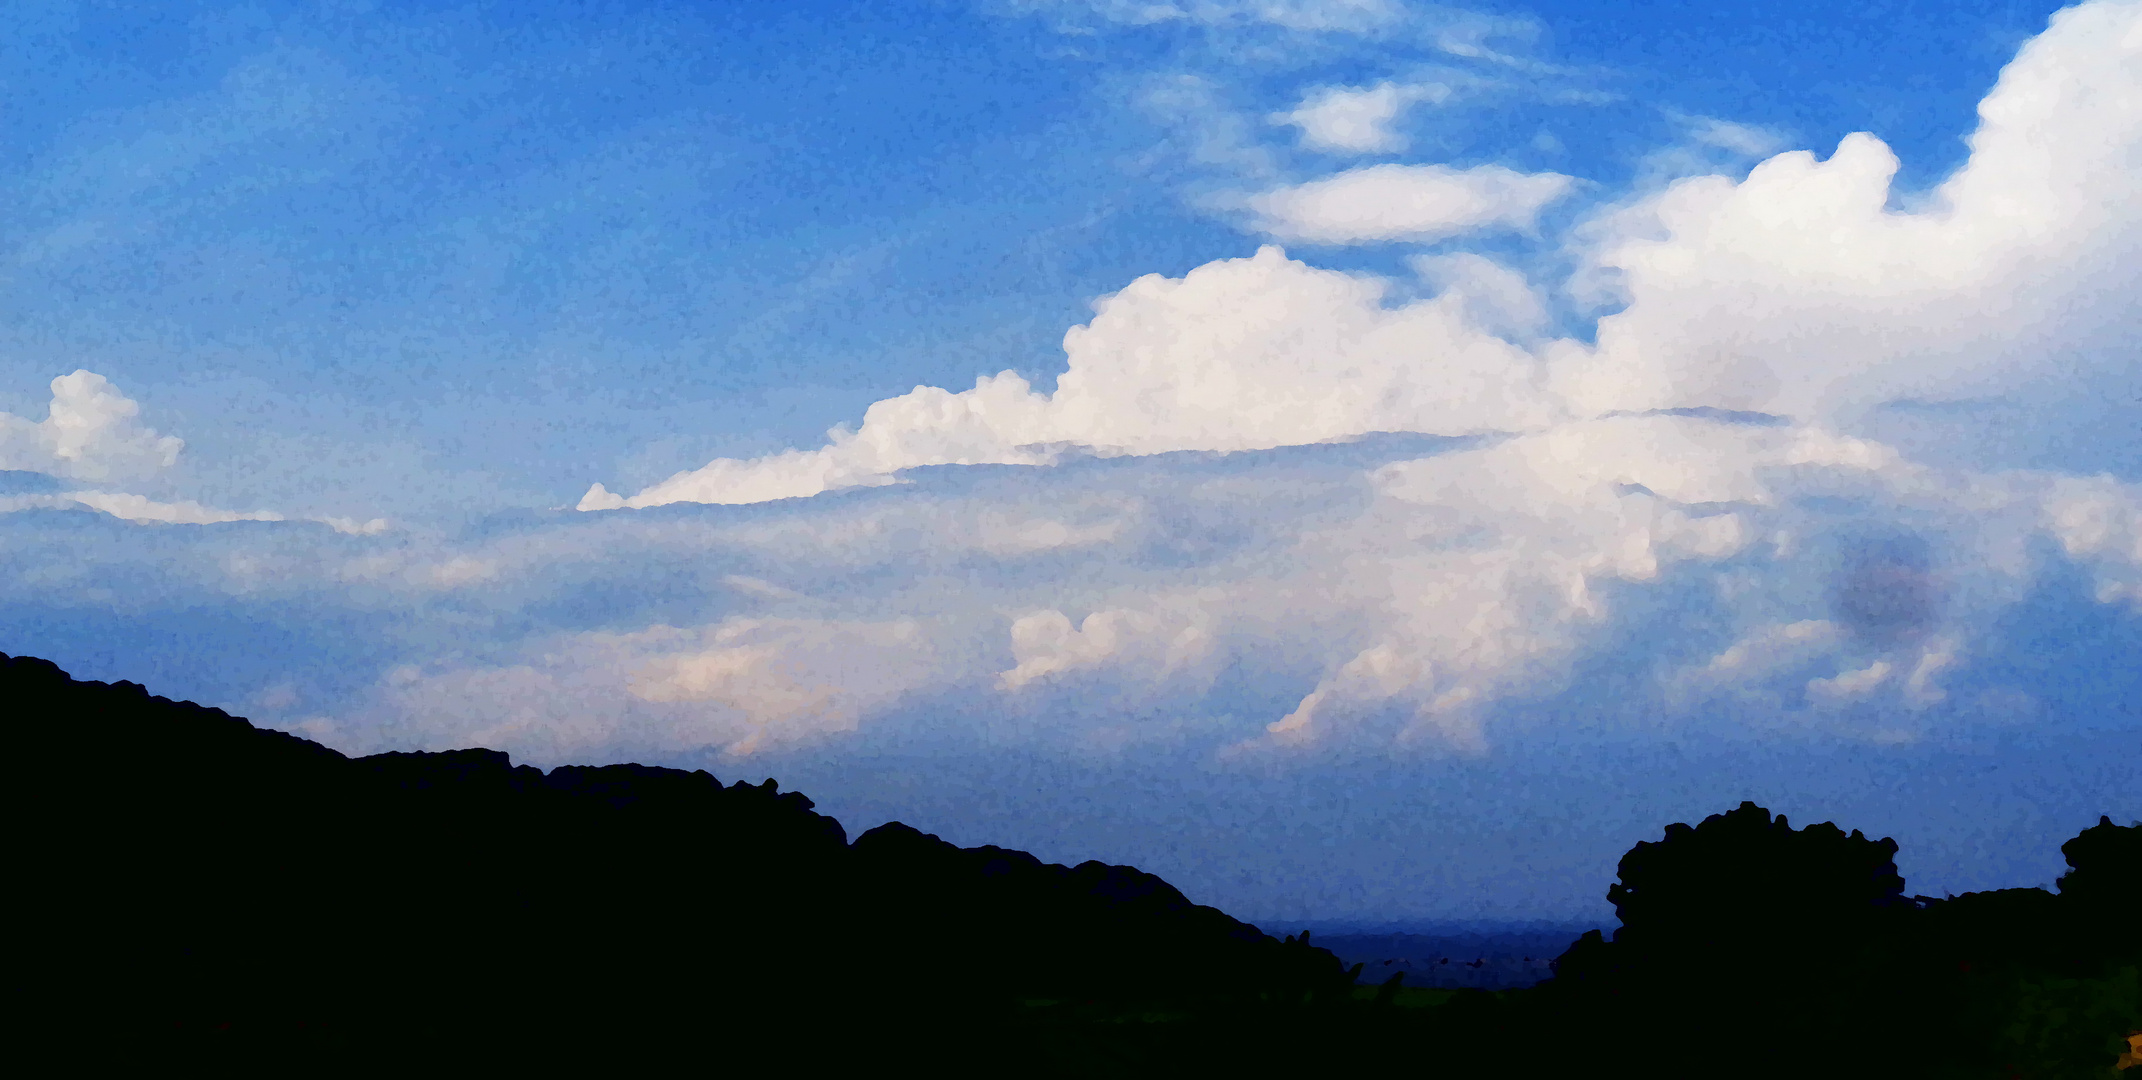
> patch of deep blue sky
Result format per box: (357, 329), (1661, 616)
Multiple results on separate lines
(1, 0), (2068, 518)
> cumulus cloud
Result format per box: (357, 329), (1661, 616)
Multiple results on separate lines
(14, 2), (2139, 774)
(2040, 474), (2142, 607)
(588, 0), (2136, 519)
(584, 245), (1560, 509)
(1672, 620), (1845, 701)
(623, 618), (940, 752)
(537, 2), (2142, 762)
(473, 410), (2142, 760)
(8, 411), (2136, 768)
(0, 372), (381, 531)
(1241, 415), (1780, 751)
(1553, 0), (2142, 420)
(998, 603), (1216, 691)
(1246, 163), (1575, 243)
(1228, 410), (2134, 751)
(1270, 81), (1450, 153)
(0, 370), (184, 482)
(1409, 252), (1552, 340)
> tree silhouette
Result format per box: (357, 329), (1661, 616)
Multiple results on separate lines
(2057, 815), (2141, 961)
(1550, 801), (1917, 1077)
(1608, 800), (1907, 962)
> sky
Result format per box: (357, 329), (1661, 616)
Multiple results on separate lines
(3, 0), (2137, 926)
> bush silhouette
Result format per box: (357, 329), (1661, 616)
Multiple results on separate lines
(1549, 802), (1919, 1076)
(1608, 800), (1907, 955)
(2058, 815), (2141, 963)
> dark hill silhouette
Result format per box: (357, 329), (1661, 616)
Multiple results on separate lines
(850, 822), (1354, 1004)
(7, 652), (1347, 1065)
(14, 653), (2132, 1074)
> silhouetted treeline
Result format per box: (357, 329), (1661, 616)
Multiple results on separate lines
(8, 653), (1350, 1067)
(10, 652), (2135, 1075)
(1545, 802), (2138, 1077)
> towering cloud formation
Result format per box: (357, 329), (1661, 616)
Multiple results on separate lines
(0, 371), (336, 527)
(1552, 0), (2142, 420)
(7, 2), (2134, 776)
(586, 0), (2139, 515)
(551, 1), (2142, 759)
(582, 247), (1561, 510)
(0, 371), (183, 482)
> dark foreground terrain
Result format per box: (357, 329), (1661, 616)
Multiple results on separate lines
(9, 652), (2137, 1076)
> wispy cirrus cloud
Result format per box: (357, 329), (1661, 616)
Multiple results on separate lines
(1269, 80), (1453, 153)
(1243, 162), (1574, 242)
(1009, 0), (1412, 35)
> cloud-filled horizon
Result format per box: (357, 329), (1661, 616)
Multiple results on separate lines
(3, 0), (2136, 923)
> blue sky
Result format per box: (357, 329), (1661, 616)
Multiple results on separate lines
(3, 0), (2136, 924)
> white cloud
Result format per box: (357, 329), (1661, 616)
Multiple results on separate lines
(1552, 0), (2142, 421)
(346, 616), (948, 761)
(0, 486), (288, 527)
(582, 0), (2140, 722)
(540, 1), (2142, 761)
(8, 409), (2135, 764)
(0, 370), (327, 528)
(1807, 659), (1893, 704)
(319, 516), (392, 536)
(651, 0), (2137, 523)
(998, 604), (1216, 690)
(974, 508), (1130, 556)
(1029, 0), (1409, 34)
(579, 371), (1056, 509)
(0, 370), (184, 482)
(1902, 637), (1960, 708)
(1136, 74), (1284, 180)
(1631, 113), (1793, 186)
(2040, 474), (2142, 607)
(1271, 81), (1450, 153)
(624, 618), (938, 754)
(63, 490), (284, 526)
(15, 2), (2136, 775)
(0, 494), (76, 514)
(1246, 163), (1575, 243)
(1674, 620), (1846, 700)
(1683, 116), (1785, 157)
(585, 245), (1561, 509)
(1410, 252), (1551, 339)
(1239, 414), (1790, 751)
